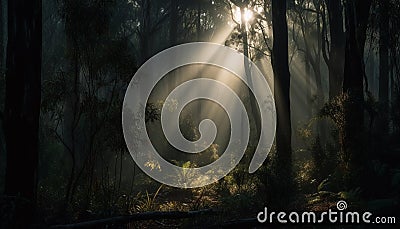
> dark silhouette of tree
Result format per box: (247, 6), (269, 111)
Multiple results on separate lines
(271, 0), (292, 206)
(379, 0), (389, 135)
(0, 0), (4, 72)
(59, 0), (131, 208)
(342, 0), (372, 188)
(324, 0), (345, 100)
(4, 0), (42, 226)
(170, 0), (179, 46)
(61, 0), (81, 205)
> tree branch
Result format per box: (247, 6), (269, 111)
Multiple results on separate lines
(226, 1), (240, 26)
(210, 218), (261, 228)
(50, 209), (216, 228)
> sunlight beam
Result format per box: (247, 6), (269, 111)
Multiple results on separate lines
(233, 7), (253, 24)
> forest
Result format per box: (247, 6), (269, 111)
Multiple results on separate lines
(0, 0), (399, 228)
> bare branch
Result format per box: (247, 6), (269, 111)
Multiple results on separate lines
(257, 21), (272, 53)
(225, 0), (240, 26)
(320, 0), (331, 68)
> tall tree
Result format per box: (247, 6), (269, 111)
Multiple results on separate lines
(379, 0), (389, 135)
(230, 0), (261, 144)
(325, 0), (345, 100)
(271, 0), (292, 205)
(293, 1), (326, 140)
(342, 0), (372, 187)
(0, 0), (5, 70)
(0, 0), (5, 195)
(4, 0), (42, 226)
(62, 0), (81, 205)
(170, 0), (178, 46)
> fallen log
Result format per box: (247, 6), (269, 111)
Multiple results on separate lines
(50, 209), (215, 228)
(210, 218), (261, 228)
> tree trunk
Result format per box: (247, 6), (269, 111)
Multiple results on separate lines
(379, 0), (389, 135)
(197, 1), (201, 41)
(168, 0), (179, 100)
(326, 0), (345, 100)
(0, 0), (5, 70)
(305, 51), (312, 120)
(271, 0), (292, 206)
(140, 0), (151, 64)
(4, 0), (42, 226)
(0, 0), (6, 199)
(170, 0), (178, 46)
(240, 6), (261, 144)
(342, 0), (372, 188)
(63, 40), (79, 204)
(63, 0), (81, 205)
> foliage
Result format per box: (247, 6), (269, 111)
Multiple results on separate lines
(135, 185), (163, 212)
(338, 187), (362, 202)
(319, 93), (348, 131)
(145, 103), (160, 123)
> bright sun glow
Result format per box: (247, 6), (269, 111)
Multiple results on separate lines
(233, 7), (253, 24)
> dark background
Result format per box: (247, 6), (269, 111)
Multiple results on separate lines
(0, 0), (399, 228)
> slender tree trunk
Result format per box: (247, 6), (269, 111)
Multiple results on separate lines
(197, 2), (201, 41)
(315, 9), (329, 144)
(305, 53), (312, 120)
(196, 1), (202, 120)
(390, 48), (396, 135)
(63, 42), (80, 204)
(140, 0), (151, 64)
(240, 6), (261, 143)
(63, 0), (81, 205)
(379, 0), (389, 135)
(297, 7), (324, 137)
(342, 0), (372, 188)
(0, 0), (5, 191)
(170, 0), (178, 46)
(0, 0), (5, 70)
(326, 0), (345, 100)
(271, 0), (292, 206)
(4, 0), (41, 226)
